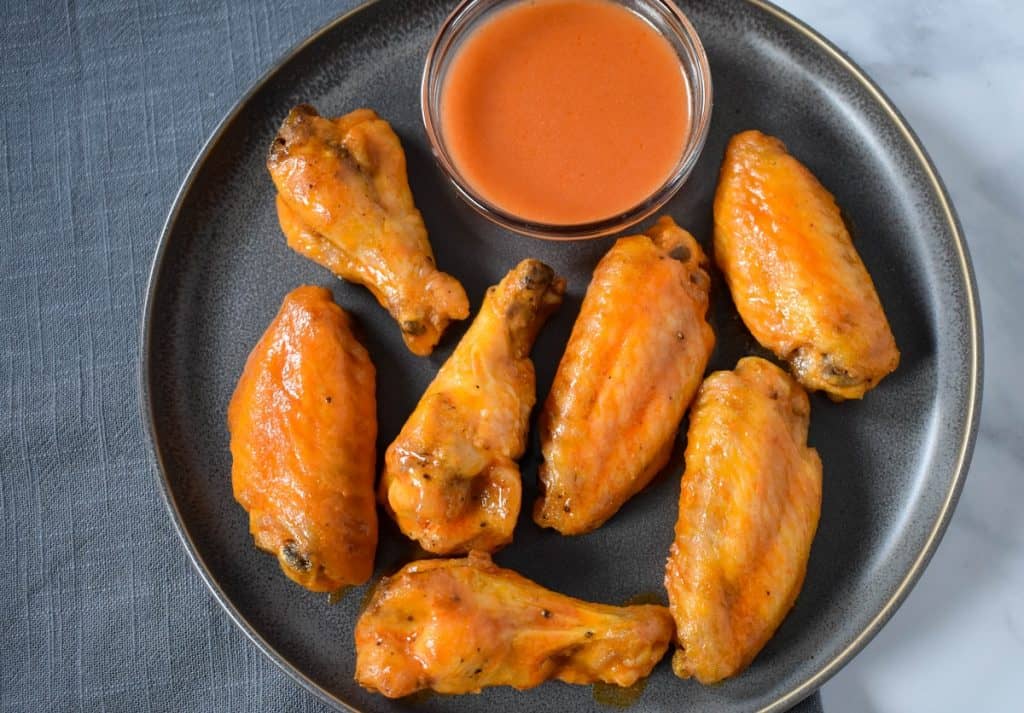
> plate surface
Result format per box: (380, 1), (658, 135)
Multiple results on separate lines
(142, 0), (981, 711)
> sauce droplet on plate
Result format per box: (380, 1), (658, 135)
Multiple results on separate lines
(624, 590), (666, 606)
(593, 677), (649, 708)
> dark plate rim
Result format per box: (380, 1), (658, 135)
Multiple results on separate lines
(138, 1), (984, 711)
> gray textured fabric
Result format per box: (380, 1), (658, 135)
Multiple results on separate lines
(0, 1), (823, 711)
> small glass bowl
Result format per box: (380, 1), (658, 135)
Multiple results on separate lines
(421, 0), (713, 240)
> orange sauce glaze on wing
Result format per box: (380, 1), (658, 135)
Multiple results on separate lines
(228, 286), (378, 592)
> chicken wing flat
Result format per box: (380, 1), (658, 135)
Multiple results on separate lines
(267, 105), (469, 356)
(534, 216), (715, 535)
(228, 286), (377, 591)
(665, 356), (822, 683)
(713, 130), (899, 400)
(355, 551), (674, 697)
(380, 260), (565, 554)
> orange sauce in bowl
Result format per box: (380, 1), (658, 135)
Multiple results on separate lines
(440, 0), (691, 225)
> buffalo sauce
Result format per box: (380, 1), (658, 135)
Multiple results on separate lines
(440, 0), (691, 225)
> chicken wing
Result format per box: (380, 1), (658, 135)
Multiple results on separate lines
(713, 130), (899, 399)
(380, 260), (565, 554)
(355, 551), (674, 697)
(267, 105), (469, 356)
(227, 286), (377, 591)
(534, 216), (715, 534)
(665, 356), (822, 683)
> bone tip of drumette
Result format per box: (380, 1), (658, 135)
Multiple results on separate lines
(493, 259), (566, 355)
(398, 271), (472, 356)
(505, 258), (567, 303)
(267, 103), (316, 165)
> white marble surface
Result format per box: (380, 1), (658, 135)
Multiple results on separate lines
(767, 1), (1024, 711)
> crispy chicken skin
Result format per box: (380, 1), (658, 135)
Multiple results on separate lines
(379, 260), (565, 554)
(355, 551), (674, 697)
(534, 216), (715, 534)
(227, 286), (377, 591)
(713, 130), (899, 400)
(665, 357), (822, 683)
(267, 105), (469, 356)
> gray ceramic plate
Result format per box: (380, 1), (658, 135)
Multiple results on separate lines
(141, 0), (982, 711)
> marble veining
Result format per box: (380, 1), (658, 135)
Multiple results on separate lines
(773, 1), (1024, 711)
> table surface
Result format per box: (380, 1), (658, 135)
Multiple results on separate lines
(1, 1), (1020, 711)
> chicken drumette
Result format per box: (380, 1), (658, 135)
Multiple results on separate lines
(356, 551), (674, 697)
(380, 260), (565, 554)
(228, 286), (377, 591)
(268, 105), (469, 356)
